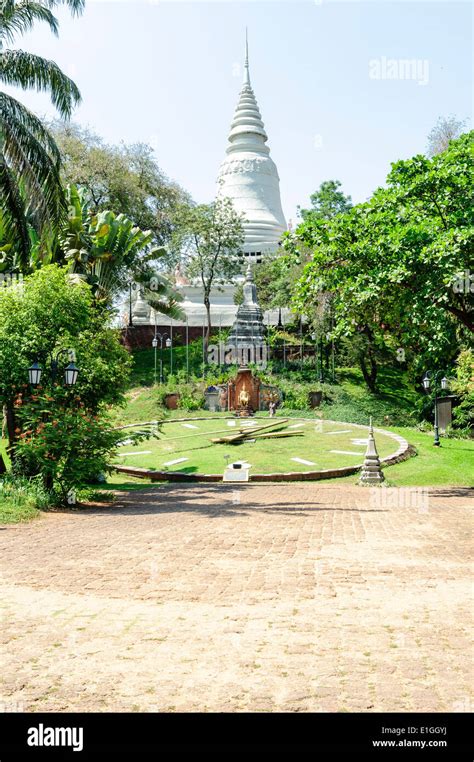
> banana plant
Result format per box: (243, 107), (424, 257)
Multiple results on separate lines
(59, 185), (184, 319)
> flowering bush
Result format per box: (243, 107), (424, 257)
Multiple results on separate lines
(14, 389), (118, 498)
(0, 266), (139, 504)
(14, 387), (157, 500)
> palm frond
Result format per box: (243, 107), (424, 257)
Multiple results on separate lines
(0, 156), (30, 268)
(146, 293), (186, 322)
(0, 49), (81, 119)
(0, 92), (60, 164)
(52, 0), (85, 17)
(0, 2), (59, 44)
(2, 109), (66, 224)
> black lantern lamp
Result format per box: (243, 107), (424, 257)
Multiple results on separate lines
(64, 362), (79, 387)
(28, 361), (43, 387)
(28, 350), (79, 388)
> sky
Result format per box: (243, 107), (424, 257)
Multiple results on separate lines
(5, 0), (473, 224)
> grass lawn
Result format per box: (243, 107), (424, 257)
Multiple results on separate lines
(113, 416), (399, 475)
(2, 393), (472, 524)
(382, 427), (474, 487)
(0, 440), (41, 523)
(0, 496), (40, 524)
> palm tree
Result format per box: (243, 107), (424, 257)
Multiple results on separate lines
(0, 0), (84, 269)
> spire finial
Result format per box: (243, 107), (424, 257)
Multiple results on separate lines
(243, 28), (250, 85)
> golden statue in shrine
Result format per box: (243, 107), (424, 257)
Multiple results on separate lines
(238, 385), (250, 407)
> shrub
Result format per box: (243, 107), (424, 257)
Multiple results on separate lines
(177, 389), (205, 411)
(0, 473), (52, 522)
(451, 349), (474, 434)
(0, 266), (133, 503)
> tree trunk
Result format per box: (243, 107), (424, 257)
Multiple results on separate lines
(204, 294), (211, 361)
(359, 326), (378, 393)
(43, 473), (54, 492)
(445, 304), (474, 333)
(359, 353), (378, 393)
(2, 405), (7, 439)
(4, 401), (18, 463)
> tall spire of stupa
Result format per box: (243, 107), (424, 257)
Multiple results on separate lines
(217, 32), (286, 259)
(244, 27), (250, 85)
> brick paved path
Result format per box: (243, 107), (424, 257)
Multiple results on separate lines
(1, 484), (472, 712)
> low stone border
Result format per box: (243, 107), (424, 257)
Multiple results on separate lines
(113, 418), (413, 483)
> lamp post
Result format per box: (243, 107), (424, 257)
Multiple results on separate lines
(186, 317), (189, 382)
(311, 332), (323, 382)
(299, 316), (303, 370)
(28, 349), (79, 388)
(152, 332), (171, 384)
(422, 370), (449, 446)
(126, 282), (137, 327)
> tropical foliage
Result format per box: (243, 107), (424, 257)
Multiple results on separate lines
(51, 123), (191, 254)
(0, 265), (153, 498)
(0, 0), (84, 267)
(288, 132), (474, 389)
(176, 197), (244, 349)
(58, 184), (184, 316)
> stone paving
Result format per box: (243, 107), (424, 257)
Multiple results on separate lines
(1, 484), (472, 713)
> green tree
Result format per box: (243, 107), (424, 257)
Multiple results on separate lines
(56, 184), (184, 317)
(289, 132), (473, 389)
(51, 122), (191, 254)
(450, 348), (474, 432)
(234, 253), (300, 312)
(298, 179), (352, 222)
(0, 265), (132, 491)
(0, 0), (84, 268)
(176, 197), (244, 353)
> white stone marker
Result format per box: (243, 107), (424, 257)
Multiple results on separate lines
(163, 457), (189, 467)
(223, 464), (250, 482)
(118, 451), (152, 457)
(291, 457), (316, 466)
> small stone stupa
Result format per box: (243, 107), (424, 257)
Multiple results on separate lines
(228, 262), (266, 358)
(359, 418), (385, 485)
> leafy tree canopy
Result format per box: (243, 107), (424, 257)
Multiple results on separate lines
(51, 122), (192, 256)
(175, 197), (244, 347)
(0, 264), (139, 497)
(288, 131), (474, 383)
(0, 264), (131, 410)
(0, 0), (84, 268)
(298, 179), (352, 223)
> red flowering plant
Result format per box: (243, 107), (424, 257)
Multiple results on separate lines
(0, 266), (155, 505)
(14, 385), (156, 501)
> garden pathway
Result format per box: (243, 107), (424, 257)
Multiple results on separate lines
(1, 483), (472, 712)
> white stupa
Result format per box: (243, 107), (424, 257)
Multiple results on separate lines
(131, 33), (290, 329)
(217, 33), (287, 259)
